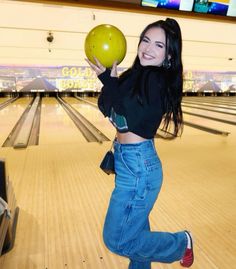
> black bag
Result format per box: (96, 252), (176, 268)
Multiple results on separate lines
(100, 150), (115, 175)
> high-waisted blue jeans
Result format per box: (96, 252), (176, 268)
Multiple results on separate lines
(103, 139), (187, 269)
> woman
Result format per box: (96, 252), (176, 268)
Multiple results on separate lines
(86, 18), (194, 269)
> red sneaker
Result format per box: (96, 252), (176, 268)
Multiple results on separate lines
(180, 231), (194, 267)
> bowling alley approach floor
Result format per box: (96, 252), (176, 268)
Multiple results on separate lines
(0, 96), (236, 269)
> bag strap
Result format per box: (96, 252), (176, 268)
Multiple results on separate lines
(109, 136), (116, 152)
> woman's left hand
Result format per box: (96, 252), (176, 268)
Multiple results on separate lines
(86, 57), (118, 78)
(85, 57), (106, 76)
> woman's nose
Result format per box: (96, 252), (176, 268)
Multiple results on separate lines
(145, 43), (153, 52)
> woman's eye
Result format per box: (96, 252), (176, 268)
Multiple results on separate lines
(156, 44), (164, 48)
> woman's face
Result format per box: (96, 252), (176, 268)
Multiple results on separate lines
(138, 27), (166, 67)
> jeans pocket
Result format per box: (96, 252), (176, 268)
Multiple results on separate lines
(120, 151), (141, 177)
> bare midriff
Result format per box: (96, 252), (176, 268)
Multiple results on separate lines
(116, 131), (148, 144)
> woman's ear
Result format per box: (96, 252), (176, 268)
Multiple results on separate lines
(162, 57), (171, 69)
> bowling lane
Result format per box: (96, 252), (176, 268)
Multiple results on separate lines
(184, 97), (236, 107)
(39, 97), (86, 145)
(0, 97), (10, 104)
(183, 110), (236, 136)
(84, 96), (234, 137)
(180, 97), (236, 136)
(63, 97), (116, 140)
(0, 97), (33, 145)
(183, 105), (236, 123)
(67, 97), (216, 139)
(182, 101), (236, 114)
(84, 96), (236, 137)
(83, 96), (98, 104)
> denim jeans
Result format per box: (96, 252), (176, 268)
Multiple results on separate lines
(103, 139), (187, 269)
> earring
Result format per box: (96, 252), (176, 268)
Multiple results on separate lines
(163, 59), (171, 69)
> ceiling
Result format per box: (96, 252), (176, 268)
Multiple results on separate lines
(0, 0), (236, 72)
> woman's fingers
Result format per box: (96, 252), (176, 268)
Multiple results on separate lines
(85, 58), (96, 70)
(85, 57), (106, 76)
(93, 57), (106, 74)
(85, 58), (101, 71)
(110, 61), (118, 77)
(86, 57), (118, 77)
(93, 57), (105, 69)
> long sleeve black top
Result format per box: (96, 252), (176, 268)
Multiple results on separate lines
(97, 67), (167, 139)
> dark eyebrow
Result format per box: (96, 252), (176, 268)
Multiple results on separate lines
(155, 41), (165, 46)
(143, 35), (165, 46)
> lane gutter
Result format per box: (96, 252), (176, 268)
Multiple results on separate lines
(57, 96), (110, 143)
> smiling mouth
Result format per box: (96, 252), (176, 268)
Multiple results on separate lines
(142, 53), (154, 60)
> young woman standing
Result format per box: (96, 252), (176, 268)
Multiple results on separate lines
(87, 18), (194, 269)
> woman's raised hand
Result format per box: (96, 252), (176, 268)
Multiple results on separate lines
(85, 57), (118, 78)
(85, 57), (106, 76)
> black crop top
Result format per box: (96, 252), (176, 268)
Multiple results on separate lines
(98, 67), (167, 139)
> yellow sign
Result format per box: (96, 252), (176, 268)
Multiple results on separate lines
(61, 67), (94, 78)
(60, 66), (100, 90)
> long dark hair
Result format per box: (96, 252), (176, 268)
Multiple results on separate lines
(120, 18), (183, 138)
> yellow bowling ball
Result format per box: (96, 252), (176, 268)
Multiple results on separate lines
(85, 24), (127, 68)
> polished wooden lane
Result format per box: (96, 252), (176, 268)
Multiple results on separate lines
(0, 97), (10, 104)
(0, 97), (33, 146)
(39, 97), (86, 145)
(64, 96), (116, 140)
(184, 97), (236, 107)
(182, 97), (236, 135)
(0, 97), (235, 269)
(183, 106), (236, 123)
(69, 96), (211, 138)
(76, 96), (236, 137)
(183, 112), (236, 136)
